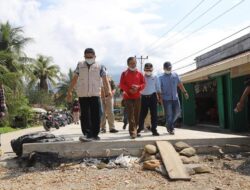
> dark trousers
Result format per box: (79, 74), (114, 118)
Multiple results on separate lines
(138, 93), (158, 133)
(125, 98), (141, 137)
(79, 96), (101, 138)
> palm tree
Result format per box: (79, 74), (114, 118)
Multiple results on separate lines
(29, 55), (60, 92)
(55, 68), (76, 104)
(0, 22), (33, 72)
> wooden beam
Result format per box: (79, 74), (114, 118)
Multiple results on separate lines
(156, 141), (191, 181)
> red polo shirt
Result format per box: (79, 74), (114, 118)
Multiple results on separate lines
(119, 69), (145, 100)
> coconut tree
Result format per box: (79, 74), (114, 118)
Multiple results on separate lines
(55, 68), (77, 105)
(29, 55), (61, 92)
(0, 22), (33, 72)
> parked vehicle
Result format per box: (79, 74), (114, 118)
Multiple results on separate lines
(42, 113), (60, 131)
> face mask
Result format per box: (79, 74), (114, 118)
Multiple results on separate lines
(165, 70), (171, 74)
(145, 71), (152, 76)
(85, 58), (95, 65)
(129, 67), (137, 71)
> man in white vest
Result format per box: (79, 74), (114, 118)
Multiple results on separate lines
(67, 48), (111, 141)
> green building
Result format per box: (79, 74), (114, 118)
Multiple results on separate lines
(181, 35), (250, 132)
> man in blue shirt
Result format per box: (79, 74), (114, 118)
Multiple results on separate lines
(159, 62), (189, 135)
(138, 63), (161, 136)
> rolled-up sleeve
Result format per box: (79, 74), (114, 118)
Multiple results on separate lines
(100, 65), (107, 77)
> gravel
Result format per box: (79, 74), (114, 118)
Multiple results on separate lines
(1, 154), (250, 190)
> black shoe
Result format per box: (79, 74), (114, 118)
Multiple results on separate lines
(101, 129), (106, 133)
(93, 136), (101, 140)
(169, 130), (175, 135)
(123, 124), (127, 130)
(137, 133), (141, 137)
(110, 129), (118, 133)
(79, 136), (92, 142)
(152, 131), (160, 136)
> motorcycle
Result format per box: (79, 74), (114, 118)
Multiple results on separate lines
(42, 113), (60, 131)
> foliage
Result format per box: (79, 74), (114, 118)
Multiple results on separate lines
(29, 55), (60, 91)
(55, 68), (76, 106)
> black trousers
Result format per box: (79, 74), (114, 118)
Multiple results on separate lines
(79, 96), (101, 138)
(138, 93), (158, 133)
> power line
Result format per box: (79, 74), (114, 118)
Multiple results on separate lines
(141, 0), (207, 54)
(172, 25), (250, 71)
(135, 55), (148, 71)
(162, 0), (245, 50)
(173, 25), (250, 65)
(173, 62), (196, 72)
(148, 0), (223, 55)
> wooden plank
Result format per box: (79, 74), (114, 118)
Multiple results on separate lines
(156, 141), (191, 181)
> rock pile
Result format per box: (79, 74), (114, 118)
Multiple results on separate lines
(141, 142), (211, 176)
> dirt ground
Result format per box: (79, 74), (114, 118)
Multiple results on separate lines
(1, 154), (250, 190)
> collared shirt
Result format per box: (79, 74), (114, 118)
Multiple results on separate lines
(74, 61), (107, 77)
(141, 75), (161, 95)
(120, 69), (145, 99)
(159, 72), (181, 101)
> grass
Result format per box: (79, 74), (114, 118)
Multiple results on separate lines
(0, 126), (19, 133)
(0, 124), (41, 134)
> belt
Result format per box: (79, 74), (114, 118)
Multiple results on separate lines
(142, 93), (156, 98)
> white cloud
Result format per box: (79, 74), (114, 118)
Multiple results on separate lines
(0, 0), (249, 82)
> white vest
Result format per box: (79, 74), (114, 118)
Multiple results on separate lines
(76, 61), (102, 97)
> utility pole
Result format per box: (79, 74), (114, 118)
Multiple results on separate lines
(135, 56), (148, 71)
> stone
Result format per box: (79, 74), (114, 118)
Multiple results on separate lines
(144, 154), (157, 161)
(97, 163), (107, 169)
(193, 165), (211, 174)
(143, 160), (161, 170)
(174, 141), (190, 152)
(180, 156), (192, 164)
(185, 165), (196, 175)
(189, 155), (200, 163)
(155, 164), (168, 176)
(155, 153), (161, 159)
(180, 147), (196, 157)
(144, 144), (158, 155)
(185, 164), (211, 174)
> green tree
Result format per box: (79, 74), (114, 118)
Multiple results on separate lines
(55, 68), (77, 106)
(29, 55), (60, 92)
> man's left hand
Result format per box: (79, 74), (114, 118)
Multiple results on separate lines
(184, 92), (189, 100)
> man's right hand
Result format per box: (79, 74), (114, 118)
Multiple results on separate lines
(129, 88), (137, 94)
(67, 91), (72, 102)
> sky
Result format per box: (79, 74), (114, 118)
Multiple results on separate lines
(0, 0), (250, 83)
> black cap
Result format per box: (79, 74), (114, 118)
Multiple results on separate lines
(163, 61), (172, 69)
(84, 48), (95, 55)
(144, 63), (153, 70)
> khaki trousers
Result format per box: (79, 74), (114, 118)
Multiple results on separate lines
(100, 96), (115, 130)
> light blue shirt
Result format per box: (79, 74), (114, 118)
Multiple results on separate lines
(159, 72), (181, 101)
(141, 75), (161, 95)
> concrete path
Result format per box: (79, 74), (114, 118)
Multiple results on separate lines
(1, 121), (250, 156)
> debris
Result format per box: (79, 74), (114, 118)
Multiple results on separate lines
(143, 160), (161, 170)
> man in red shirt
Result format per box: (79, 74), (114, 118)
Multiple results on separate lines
(120, 57), (145, 139)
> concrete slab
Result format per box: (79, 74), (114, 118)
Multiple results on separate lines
(22, 122), (250, 158)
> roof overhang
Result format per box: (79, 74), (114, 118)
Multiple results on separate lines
(181, 51), (250, 84)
